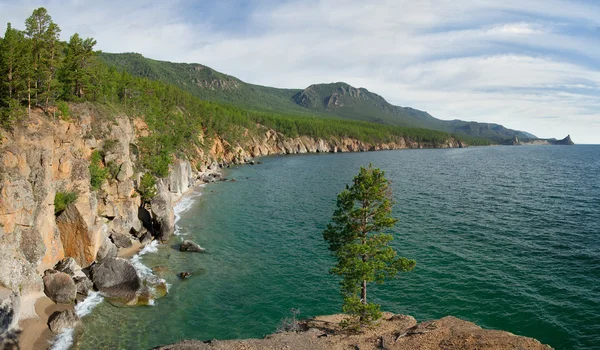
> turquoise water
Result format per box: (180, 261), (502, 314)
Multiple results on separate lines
(76, 146), (600, 350)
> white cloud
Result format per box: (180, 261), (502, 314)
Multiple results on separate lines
(0, 0), (599, 143)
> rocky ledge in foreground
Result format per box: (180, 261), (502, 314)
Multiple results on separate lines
(153, 313), (551, 350)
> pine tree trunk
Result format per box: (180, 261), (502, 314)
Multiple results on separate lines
(27, 80), (31, 117)
(361, 279), (367, 304)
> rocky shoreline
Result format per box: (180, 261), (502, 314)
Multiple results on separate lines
(154, 313), (552, 350)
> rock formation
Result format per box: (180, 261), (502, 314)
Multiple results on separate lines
(180, 240), (206, 253)
(153, 313), (552, 350)
(89, 257), (141, 301)
(47, 310), (81, 333)
(42, 270), (77, 304)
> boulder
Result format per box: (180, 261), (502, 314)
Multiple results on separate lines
(73, 276), (93, 297)
(96, 237), (118, 262)
(53, 257), (85, 279)
(180, 240), (206, 253)
(47, 310), (81, 333)
(42, 270), (76, 304)
(90, 258), (141, 300)
(110, 232), (133, 249)
(56, 203), (102, 267)
(0, 289), (20, 349)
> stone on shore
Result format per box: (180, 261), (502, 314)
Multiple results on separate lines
(110, 231), (133, 249)
(74, 276), (93, 297)
(96, 237), (118, 262)
(180, 240), (206, 253)
(48, 310), (81, 333)
(53, 257), (86, 279)
(90, 257), (141, 301)
(42, 270), (77, 304)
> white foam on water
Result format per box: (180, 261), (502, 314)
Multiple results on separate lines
(49, 292), (104, 350)
(75, 291), (104, 317)
(131, 240), (159, 279)
(49, 328), (74, 350)
(174, 186), (204, 235)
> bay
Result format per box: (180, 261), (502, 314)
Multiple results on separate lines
(77, 145), (600, 350)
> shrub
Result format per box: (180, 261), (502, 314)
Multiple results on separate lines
(89, 150), (108, 190)
(137, 173), (157, 203)
(54, 191), (78, 214)
(57, 101), (70, 120)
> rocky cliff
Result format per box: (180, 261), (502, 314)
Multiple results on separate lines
(154, 312), (552, 350)
(0, 105), (200, 299)
(0, 103), (464, 331)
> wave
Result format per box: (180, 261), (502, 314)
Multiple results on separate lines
(174, 185), (204, 235)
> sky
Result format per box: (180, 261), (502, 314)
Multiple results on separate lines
(1, 0), (599, 143)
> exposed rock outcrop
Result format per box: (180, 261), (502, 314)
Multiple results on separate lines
(42, 270), (76, 304)
(110, 231), (133, 249)
(90, 257), (141, 301)
(47, 310), (81, 333)
(153, 313), (551, 350)
(96, 237), (118, 262)
(180, 240), (206, 253)
(150, 180), (175, 242)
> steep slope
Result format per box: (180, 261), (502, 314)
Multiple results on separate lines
(98, 53), (537, 143)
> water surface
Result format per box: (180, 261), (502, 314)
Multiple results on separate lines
(77, 145), (600, 349)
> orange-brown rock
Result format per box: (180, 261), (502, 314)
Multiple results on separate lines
(153, 313), (551, 350)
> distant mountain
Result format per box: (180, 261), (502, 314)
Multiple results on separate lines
(99, 52), (537, 143)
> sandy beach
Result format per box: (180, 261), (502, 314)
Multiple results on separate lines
(18, 295), (73, 350)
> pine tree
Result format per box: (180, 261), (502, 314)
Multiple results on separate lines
(25, 7), (61, 109)
(323, 165), (416, 329)
(60, 33), (97, 100)
(0, 23), (32, 124)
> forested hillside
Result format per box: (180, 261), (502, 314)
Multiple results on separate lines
(0, 8), (494, 181)
(99, 53), (536, 142)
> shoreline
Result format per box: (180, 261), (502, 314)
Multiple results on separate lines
(16, 180), (208, 350)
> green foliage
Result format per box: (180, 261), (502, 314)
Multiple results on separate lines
(89, 150), (107, 190)
(25, 7), (61, 109)
(59, 33), (97, 100)
(54, 191), (77, 214)
(137, 173), (157, 203)
(56, 100), (69, 119)
(323, 165), (416, 329)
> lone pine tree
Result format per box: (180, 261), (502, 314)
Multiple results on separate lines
(323, 165), (416, 329)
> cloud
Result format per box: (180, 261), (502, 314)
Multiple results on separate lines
(0, 0), (599, 143)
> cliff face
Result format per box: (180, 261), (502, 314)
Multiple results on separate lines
(204, 129), (464, 167)
(0, 104), (464, 303)
(0, 107), (198, 296)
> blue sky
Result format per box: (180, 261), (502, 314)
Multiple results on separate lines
(1, 0), (599, 143)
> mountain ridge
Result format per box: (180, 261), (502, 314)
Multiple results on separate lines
(98, 52), (538, 143)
